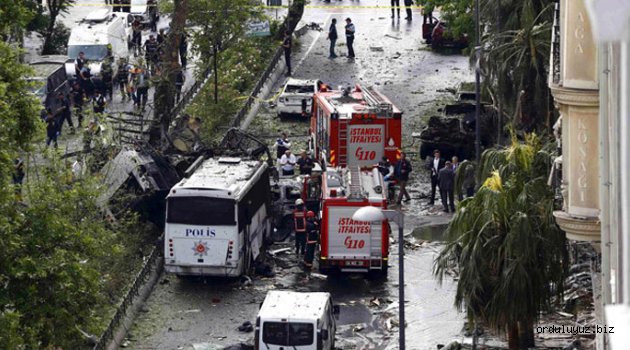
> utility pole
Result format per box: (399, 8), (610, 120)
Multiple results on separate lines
(474, 0), (481, 162)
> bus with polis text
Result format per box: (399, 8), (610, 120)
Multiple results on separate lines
(164, 156), (272, 277)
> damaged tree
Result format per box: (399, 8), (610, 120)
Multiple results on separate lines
(151, 0), (188, 147)
(434, 134), (567, 350)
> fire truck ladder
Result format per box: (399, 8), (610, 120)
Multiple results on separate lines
(347, 167), (364, 200)
(362, 85), (393, 115)
(338, 120), (348, 166)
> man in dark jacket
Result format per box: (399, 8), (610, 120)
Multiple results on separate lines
(56, 92), (75, 134)
(426, 149), (445, 205)
(395, 151), (412, 204)
(282, 31), (292, 76)
(327, 18), (338, 58)
(438, 161), (456, 213)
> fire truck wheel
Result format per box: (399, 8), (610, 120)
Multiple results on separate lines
(367, 266), (389, 281)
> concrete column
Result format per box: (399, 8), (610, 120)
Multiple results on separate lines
(551, 0), (601, 241)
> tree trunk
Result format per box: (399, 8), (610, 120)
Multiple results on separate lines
(42, 1), (57, 55)
(507, 323), (520, 350)
(149, 0), (187, 147)
(213, 44), (218, 104)
(518, 319), (535, 349)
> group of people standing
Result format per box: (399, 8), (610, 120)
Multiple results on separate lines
(427, 149), (474, 213)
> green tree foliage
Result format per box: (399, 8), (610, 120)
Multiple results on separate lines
(434, 134), (567, 349)
(480, 0), (553, 132)
(417, 0), (554, 132)
(42, 0), (76, 55)
(417, 0), (474, 38)
(187, 0), (262, 103)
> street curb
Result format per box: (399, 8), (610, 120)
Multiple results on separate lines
(106, 255), (163, 350)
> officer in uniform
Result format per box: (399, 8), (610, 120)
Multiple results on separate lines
(144, 35), (159, 73)
(101, 57), (114, 100)
(293, 198), (307, 256)
(303, 211), (319, 270)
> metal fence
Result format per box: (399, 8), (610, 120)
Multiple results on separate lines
(92, 246), (162, 350)
(230, 47), (284, 128)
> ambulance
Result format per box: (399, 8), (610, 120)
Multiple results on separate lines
(317, 166), (389, 277)
(309, 84), (402, 168)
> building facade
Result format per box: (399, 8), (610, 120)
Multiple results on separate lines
(550, 0), (630, 348)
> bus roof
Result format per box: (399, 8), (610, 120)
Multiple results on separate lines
(170, 157), (266, 200)
(259, 291), (330, 321)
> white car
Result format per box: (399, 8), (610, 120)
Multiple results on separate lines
(276, 78), (319, 118)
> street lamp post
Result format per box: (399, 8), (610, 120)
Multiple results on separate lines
(352, 206), (405, 350)
(474, 0), (481, 162)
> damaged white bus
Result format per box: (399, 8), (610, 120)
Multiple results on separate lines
(164, 157), (272, 277)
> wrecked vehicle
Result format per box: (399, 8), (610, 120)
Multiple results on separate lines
(255, 291), (339, 350)
(164, 156), (273, 277)
(277, 78), (319, 118)
(422, 13), (469, 50)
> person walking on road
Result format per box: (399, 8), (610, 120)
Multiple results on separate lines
(426, 149), (445, 205)
(327, 18), (338, 58)
(131, 18), (143, 57)
(391, 0), (400, 18)
(282, 31), (292, 76)
(303, 211), (319, 270)
(404, 0), (413, 20)
(44, 109), (59, 148)
(394, 151), (412, 205)
(293, 199), (307, 256)
(438, 161), (456, 213)
(55, 92), (75, 134)
(345, 18), (355, 59)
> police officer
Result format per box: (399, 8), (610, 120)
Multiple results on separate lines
(281, 30), (292, 76)
(293, 198), (307, 256)
(117, 58), (130, 101)
(101, 57), (114, 100)
(144, 35), (159, 73)
(344, 18), (355, 59)
(71, 82), (85, 127)
(303, 211), (319, 270)
(56, 92), (75, 134)
(93, 90), (106, 114)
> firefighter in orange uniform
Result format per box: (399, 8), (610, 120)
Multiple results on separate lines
(303, 211), (319, 270)
(293, 198), (307, 256)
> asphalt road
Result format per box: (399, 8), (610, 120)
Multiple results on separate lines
(126, 2), (473, 350)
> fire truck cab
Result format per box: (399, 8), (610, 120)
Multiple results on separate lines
(318, 166), (389, 277)
(310, 84), (402, 168)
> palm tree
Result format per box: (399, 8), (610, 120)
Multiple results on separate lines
(434, 133), (567, 349)
(479, 0), (554, 132)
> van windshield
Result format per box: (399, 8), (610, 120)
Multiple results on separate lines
(68, 45), (108, 61)
(262, 322), (314, 346)
(167, 197), (236, 226)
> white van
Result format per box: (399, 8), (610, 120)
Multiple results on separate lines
(255, 291), (339, 350)
(65, 9), (134, 79)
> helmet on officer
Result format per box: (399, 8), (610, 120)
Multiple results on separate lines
(295, 198), (304, 206)
(306, 211), (315, 218)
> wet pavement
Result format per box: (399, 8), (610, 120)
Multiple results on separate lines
(127, 2), (473, 349)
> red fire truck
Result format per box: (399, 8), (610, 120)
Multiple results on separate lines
(317, 166), (389, 277)
(310, 84), (402, 168)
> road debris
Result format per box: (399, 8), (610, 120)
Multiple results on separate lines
(385, 34), (402, 40)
